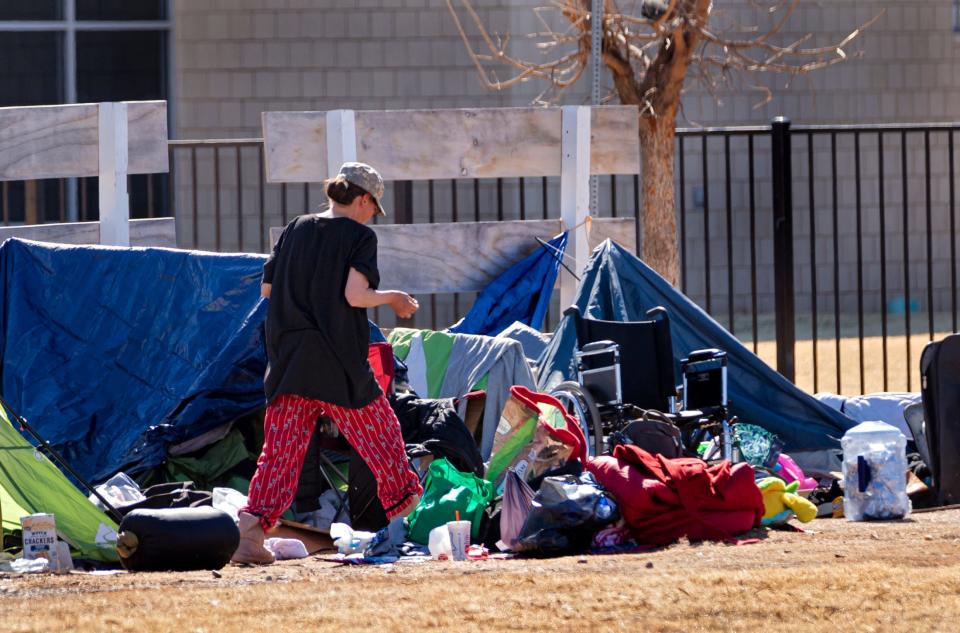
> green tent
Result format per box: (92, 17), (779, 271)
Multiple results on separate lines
(0, 405), (119, 562)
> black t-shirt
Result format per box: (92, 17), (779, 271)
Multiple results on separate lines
(262, 214), (381, 408)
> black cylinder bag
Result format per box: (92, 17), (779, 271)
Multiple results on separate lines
(116, 507), (240, 571)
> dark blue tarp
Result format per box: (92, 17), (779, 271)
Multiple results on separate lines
(449, 233), (567, 337)
(537, 240), (855, 452)
(0, 239), (269, 483)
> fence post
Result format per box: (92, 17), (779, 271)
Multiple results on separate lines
(98, 101), (130, 246)
(325, 109), (357, 176)
(771, 116), (796, 382)
(560, 105), (592, 309)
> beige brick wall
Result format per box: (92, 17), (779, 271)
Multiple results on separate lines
(682, 1), (960, 125)
(173, 0), (960, 138)
(173, 0), (565, 139)
(170, 1), (960, 325)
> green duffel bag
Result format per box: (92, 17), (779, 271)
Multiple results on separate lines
(407, 458), (494, 545)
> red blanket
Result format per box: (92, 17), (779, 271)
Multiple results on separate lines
(588, 445), (764, 545)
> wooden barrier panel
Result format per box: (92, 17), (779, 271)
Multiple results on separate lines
(0, 218), (177, 248)
(269, 217), (638, 295)
(263, 106), (639, 183)
(590, 218), (637, 254)
(0, 101), (168, 182)
(270, 218), (561, 294)
(262, 111), (327, 183)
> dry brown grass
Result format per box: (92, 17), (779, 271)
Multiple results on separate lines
(757, 331), (948, 396)
(3, 509), (960, 632)
(732, 312), (952, 396)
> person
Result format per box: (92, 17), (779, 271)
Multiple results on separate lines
(232, 162), (423, 565)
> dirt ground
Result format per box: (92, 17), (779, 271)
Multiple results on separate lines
(3, 508), (959, 632)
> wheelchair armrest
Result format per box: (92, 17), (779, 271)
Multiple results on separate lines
(684, 348), (726, 363)
(580, 340), (618, 354)
(696, 404), (727, 419)
(668, 409), (704, 424)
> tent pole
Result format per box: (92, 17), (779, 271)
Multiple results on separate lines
(0, 393), (124, 524)
(535, 236), (581, 282)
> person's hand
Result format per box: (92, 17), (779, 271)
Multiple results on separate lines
(390, 291), (419, 319)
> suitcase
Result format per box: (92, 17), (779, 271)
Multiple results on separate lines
(920, 334), (960, 504)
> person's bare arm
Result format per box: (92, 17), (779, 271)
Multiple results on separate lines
(261, 283), (271, 299)
(344, 267), (418, 318)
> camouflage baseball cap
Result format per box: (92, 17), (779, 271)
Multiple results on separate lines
(338, 162), (386, 216)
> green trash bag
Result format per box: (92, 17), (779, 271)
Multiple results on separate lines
(407, 458), (494, 545)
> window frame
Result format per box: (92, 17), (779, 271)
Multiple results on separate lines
(0, 0), (174, 221)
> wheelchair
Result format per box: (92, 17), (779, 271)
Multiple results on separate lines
(549, 305), (736, 460)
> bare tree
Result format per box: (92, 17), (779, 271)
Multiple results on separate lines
(446, 0), (881, 285)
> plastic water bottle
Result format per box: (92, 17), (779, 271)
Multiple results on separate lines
(841, 421), (911, 521)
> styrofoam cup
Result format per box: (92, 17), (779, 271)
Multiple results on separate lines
(446, 520), (471, 561)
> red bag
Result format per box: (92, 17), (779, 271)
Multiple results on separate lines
(367, 343), (395, 395)
(587, 445), (764, 545)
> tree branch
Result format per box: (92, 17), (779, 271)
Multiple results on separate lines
(446, 0), (881, 118)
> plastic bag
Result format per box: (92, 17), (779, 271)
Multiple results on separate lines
(776, 453), (818, 491)
(56, 540), (74, 573)
(486, 397), (539, 486)
(516, 472), (619, 557)
(427, 525), (453, 560)
(264, 538), (309, 560)
(486, 386), (586, 494)
(89, 472), (145, 511)
(406, 458), (494, 545)
(736, 424), (784, 469)
(497, 470), (536, 551)
(0, 557), (50, 573)
(330, 522), (377, 555)
(212, 487), (248, 522)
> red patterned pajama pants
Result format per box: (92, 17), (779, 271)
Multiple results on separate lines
(242, 393), (422, 531)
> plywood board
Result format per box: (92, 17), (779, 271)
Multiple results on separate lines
(590, 107), (640, 176)
(262, 106), (639, 182)
(127, 101), (170, 176)
(590, 217), (638, 254)
(377, 219), (566, 294)
(0, 101), (168, 181)
(0, 218), (176, 248)
(271, 218), (564, 294)
(262, 111), (327, 183)
(267, 217), (638, 294)
(129, 218), (178, 248)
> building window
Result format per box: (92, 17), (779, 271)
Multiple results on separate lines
(76, 0), (166, 21)
(955, 0), (960, 33)
(0, 0), (172, 223)
(0, 2), (61, 20)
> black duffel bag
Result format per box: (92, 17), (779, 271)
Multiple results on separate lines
(609, 409), (682, 459)
(116, 507), (239, 572)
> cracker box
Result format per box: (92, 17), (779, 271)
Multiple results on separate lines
(21, 513), (60, 571)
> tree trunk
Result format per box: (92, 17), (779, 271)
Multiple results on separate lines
(639, 112), (680, 286)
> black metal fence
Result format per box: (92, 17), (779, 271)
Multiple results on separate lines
(161, 121), (960, 395)
(165, 139), (643, 334)
(0, 174), (166, 224)
(5, 117), (955, 395)
(675, 119), (960, 395)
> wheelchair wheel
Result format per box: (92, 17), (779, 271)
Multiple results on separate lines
(549, 381), (604, 458)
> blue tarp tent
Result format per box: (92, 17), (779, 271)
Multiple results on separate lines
(449, 233), (567, 337)
(0, 239), (268, 484)
(538, 240), (856, 454)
